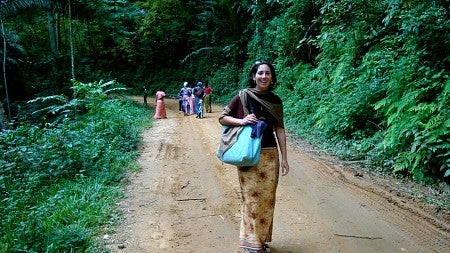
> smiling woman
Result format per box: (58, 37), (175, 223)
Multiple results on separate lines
(219, 60), (289, 253)
(249, 61), (278, 92)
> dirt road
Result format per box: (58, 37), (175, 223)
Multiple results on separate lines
(105, 98), (449, 253)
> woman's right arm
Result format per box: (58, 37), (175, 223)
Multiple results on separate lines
(219, 94), (258, 126)
(219, 115), (257, 126)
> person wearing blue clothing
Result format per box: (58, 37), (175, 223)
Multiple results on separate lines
(193, 81), (205, 115)
(179, 82), (192, 116)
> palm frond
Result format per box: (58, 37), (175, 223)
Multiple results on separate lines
(0, 0), (51, 15)
(27, 94), (69, 104)
(181, 47), (213, 63)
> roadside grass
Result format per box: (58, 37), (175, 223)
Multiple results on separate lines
(0, 88), (151, 252)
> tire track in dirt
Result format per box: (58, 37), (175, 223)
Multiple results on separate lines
(300, 151), (450, 252)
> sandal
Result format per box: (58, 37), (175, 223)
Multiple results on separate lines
(263, 243), (271, 253)
(242, 248), (261, 253)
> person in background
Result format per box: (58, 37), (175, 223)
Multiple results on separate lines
(177, 93), (183, 111)
(218, 60), (289, 253)
(143, 87), (148, 106)
(179, 82), (192, 116)
(203, 83), (213, 113)
(193, 81), (205, 114)
(189, 92), (195, 115)
(153, 87), (167, 119)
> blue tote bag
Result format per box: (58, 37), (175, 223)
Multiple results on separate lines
(216, 119), (267, 166)
(216, 124), (262, 166)
(216, 89), (267, 166)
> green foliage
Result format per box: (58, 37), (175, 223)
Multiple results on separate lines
(375, 67), (450, 181)
(0, 0), (51, 15)
(207, 62), (242, 104)
(3, 0), (450, 186)
(0, 81), (149, 252)
(26, 80), (127, 125)
(257, 0), (450, 182)
(263, 0), (321, 65)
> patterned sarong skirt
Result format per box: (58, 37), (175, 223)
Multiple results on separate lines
(238, 147), (279, 252)
(204, 94), (212, 112)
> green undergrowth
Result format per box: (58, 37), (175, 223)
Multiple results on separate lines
(0, 81), (151, 252)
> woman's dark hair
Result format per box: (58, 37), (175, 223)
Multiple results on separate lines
(247, 60), (277, 91)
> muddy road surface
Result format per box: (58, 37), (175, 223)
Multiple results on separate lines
(105, 98), (449, 253)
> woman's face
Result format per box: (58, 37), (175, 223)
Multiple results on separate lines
(253, 64), (272, 91)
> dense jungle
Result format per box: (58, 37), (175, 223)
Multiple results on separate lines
(0, 0), (449, 252)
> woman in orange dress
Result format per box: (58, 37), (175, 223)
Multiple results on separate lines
(154, 87), (167, 119)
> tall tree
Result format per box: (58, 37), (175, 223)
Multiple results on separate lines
(68, 0), (74, 80)
(0, 16), (9, 127)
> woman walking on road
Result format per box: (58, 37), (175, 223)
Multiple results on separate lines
(204, 83), (213, 113)
(153, 87), (167, 119)
(179, 82), (192, 116)
(218, 61), (289, 253)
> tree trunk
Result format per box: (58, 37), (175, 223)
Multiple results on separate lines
(47, 8), (58, 54)
(0, 16), (11, 126)
(47, 4), (58, 82)
(68, 0), (75, 80)
(0, 101), (4, 130)
(56, 10), (60, 52)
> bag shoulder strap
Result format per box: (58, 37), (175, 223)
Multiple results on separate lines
(239, 89), (255, 115)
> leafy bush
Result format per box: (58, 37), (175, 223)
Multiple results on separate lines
(208, 62), (242, 104)
(269, 0), (450, 182)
